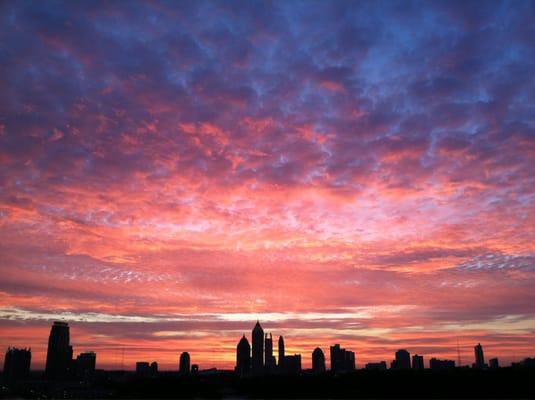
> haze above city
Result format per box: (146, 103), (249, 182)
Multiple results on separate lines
(1, 0), (534, 371)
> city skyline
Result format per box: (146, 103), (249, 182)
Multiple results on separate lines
(2, 320), (524, 372)
(1, 0), (535, 374)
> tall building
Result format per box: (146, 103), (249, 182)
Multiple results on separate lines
(278, 336), (285, 367)
(265, 333), (276, 371)
(393, 349), (411, 369)
(430, 358), (455, 370)
(489, 358), (499, 369)
(235, 335), (251, 376)
(75, 352), (96, 378)
(312, 347), (326, 373)
(179, 352), (190, 375)
(330, 344), (356, 373)
(474, 343), (485, 369)
(3, 347), (31, 383)
(412, 354), (424, 370)
(251, 321), (264, 375)
(45, 321), (73, 379)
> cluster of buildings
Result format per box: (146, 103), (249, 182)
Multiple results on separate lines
(234, 322), (510, 375)
(236, 321), (304, 376)
(2, 320), (533, 385)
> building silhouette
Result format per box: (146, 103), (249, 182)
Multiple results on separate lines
(191, 364), (199, 374)
(489, 357), (499, 369)
(278, 335), (285, 367)
(45, 321), (73, 379)
(75, 352), (96, 379)
(330, 344), (355, 373)
(179, 352), (190, 375)
(265, 333), (276, 371)
(474, 343), (486, 369)
(282, 354), (302, 374)
(392, 349), (411, 369)
(251, 321), (264, 375)
(412, 354), (424, 370)
(430, 358), (456, 370)
(312, 347), (326, 373)
(3, 347), (31, 383)
(365, 361), (387, 370)
(235, 335), (251, 376)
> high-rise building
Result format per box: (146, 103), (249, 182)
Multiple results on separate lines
(265, 333), (276, 371)
(393, 349), (411, 369)
(489, 358), (499, 369)
(179, 352), (190, 375)
(45, 321), (73, 379)
(75, 352), (96, 378)
(330, 344), (355, 373)
(3, 347), (31, 383)
(312, 347), (326, 373)
(251, 321), (264, 375)
(412, 354), (424, 370)
(430, 358), (455, 370)
(235, 335), (251, 376)
(474, 343), (486, 369)
(278, 336), (285, 368)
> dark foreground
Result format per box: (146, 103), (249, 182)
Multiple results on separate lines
(2, 368), (535, 399)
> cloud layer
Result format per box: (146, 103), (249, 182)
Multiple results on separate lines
(1, 0), (535, 370)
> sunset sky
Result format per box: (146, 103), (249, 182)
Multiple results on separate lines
(1, 0), (535, 371)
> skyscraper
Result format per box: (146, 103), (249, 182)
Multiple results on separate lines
(45, 321), (73, 379)
(235, 335), (251, 376)
(265, 333), (276, 371)
(3, 347), (31, 383)
(330, 344), (355, 373)
(312, 347), (326, 373)
(394, 349), (411, 369)
(251, 321), (264, 375)
(179, 352), (190, 375)
(278, 335), (285, 368)
(412, 354), (424, 370)
(474, 343), (486, 369)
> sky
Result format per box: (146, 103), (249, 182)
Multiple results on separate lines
(1, 0), (535, 371)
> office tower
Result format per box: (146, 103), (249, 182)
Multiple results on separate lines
(179, 352), (191, 375)
(235, 335), (251, 375)
(430, 358), (456, 370)
(75, 352), (96, 378)
(474, 343), (485, 368)
(45, 321), (73, 379)
(394, 349), (411, 369)
(265, 333), (276, 371)
(251, 321), (264, 374)
(191, 364), (199, 374)
(330, 344), (356, 373)
(3, 347), (31, 383)
(489, 358), (499, 368)
(278, 335), (285, 368)
(412, 354), (424, 370)
(365, 361), (387, 370)
(312, 347), (326, 373)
